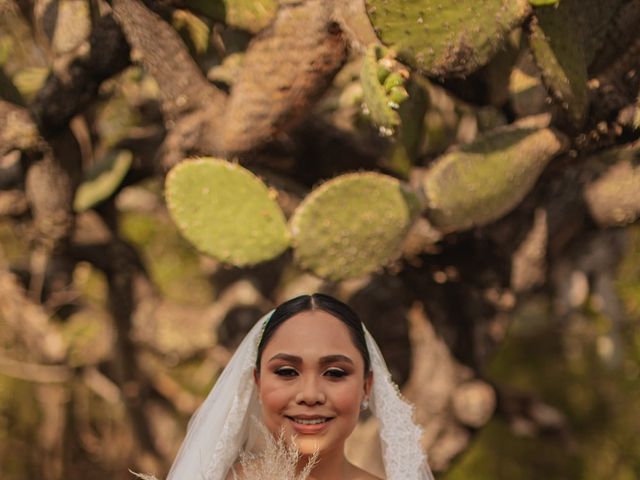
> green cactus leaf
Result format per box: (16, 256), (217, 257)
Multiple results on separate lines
(365, 0), (530, 76)
(583, 146), (640, 227)
(74, 150), (133, 212)
(509, 52), (549, 118)
(207, 52), (245, 86)
(165, 157), (290, 266)
(528, 0), (558, 5)
(185, 0), (277, 33)
(290, 172), (420, 281)
(0, 37), (12, 66)
(360, 45), (403, 131)
(61, 308), (113, 367)
(12, 67), (49, 102)
(529, 0), (589, 126)
(384, 77), (429, 177)
(173, 9), (210, 56)
(423, 127), (568, 231)
(0, 67), (25, 106)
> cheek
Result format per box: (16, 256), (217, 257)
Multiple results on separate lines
(331, 380), (365, 415)
(258, 378), (292, 415)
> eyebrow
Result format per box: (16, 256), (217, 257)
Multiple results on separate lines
(267, 353), (355, 366)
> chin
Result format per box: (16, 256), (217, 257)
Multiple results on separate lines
(294, 436), (325, 455)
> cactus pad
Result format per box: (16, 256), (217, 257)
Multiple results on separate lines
(173, 9), (210, 55)
(365, 0), (530, 76)
(584, 147), (640, 227)
(290, 172), (419, 280)
(423, 127), (568, 231)
(12, 67), (49, 102)
(74, 150), (133, 212)
(185, 0), (277, 33)
(165, 158), (290, 266)
(528, 0), (589, 126)
(360, 44), (411, 133)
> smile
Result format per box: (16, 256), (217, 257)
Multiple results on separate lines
(288, 416), (332, 425)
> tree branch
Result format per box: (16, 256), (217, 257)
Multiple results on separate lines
(110, 0), (223, 121)
(31, 13), (131, 133)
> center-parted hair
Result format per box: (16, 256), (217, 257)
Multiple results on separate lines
(256, 293), (371, 374)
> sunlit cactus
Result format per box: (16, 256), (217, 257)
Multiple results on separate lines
(528, 0), (589, 126)
(290, 172), (420, 281)
(165, 158), (290, 266)
(184, 0), (277, 33)
(1, 0), (640, 476)
(360, 44), (410, 133)
(422, 127), (569, 231)
(74, 150), (133, 212)
(584, 146), (640, 227)
(365, 0), (530, 76)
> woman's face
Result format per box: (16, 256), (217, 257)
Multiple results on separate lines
(255, 309), (372, 456)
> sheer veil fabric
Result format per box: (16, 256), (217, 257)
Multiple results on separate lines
(166, 311), (434, 480)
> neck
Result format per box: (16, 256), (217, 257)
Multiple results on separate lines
(299, 443), (349, 480)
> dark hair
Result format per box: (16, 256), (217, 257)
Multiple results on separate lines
(256, 293), (371, 374)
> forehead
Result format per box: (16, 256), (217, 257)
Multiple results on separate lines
(262, 310), (363, 363)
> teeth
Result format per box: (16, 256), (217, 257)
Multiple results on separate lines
(293, 417), (328, 425)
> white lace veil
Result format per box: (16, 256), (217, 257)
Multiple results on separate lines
(166, 310), (434, 480)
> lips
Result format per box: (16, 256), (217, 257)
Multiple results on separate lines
(285, 415), (334, 434)
(289, 416), (331, 425)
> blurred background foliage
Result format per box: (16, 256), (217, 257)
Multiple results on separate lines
(1, 0), (640, 479)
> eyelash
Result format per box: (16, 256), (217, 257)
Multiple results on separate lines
(325, 368), (347, 378)
(273, 367), (348, 378)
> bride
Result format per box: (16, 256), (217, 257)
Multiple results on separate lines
(164, 293), (434, 480)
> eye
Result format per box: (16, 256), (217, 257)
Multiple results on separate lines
(324, 368), (347, 378)
(274, 367), (298, 377)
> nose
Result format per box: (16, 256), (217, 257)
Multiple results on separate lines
(295, 375), (326, 405)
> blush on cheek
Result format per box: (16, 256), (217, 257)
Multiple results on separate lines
(258, 382), (293, 434)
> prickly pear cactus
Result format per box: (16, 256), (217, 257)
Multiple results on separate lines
(185, 0), (278, 34)
(528, 0), (589, 126)
(509, 52), (549, 118)
(12, 67), (49, 102)
(218, 0), (348, 154)
(290, 172), (419, 281)
(583, 146), (640, 227)
(387, 77), (429, 176)
(172, 9), (210, 55)
(360, 44), (410, 133)
(422, 127), (568, 231)
(165, 158), (290, 266)
(74, 150), (133, 212)
(365, 0), (530, 76)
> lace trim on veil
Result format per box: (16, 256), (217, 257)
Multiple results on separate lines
(364, 326), (433, 480)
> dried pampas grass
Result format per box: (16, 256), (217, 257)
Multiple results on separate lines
(130, 421), (317, 480)
(129, 471), (159, 480)
(233, 424), (318, 480)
